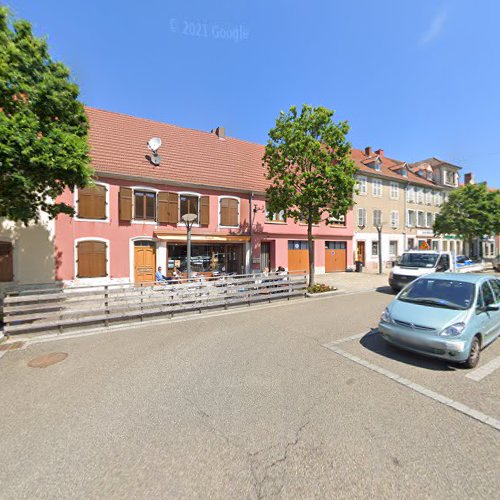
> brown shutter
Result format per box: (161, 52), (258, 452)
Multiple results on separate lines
(77, 241), (107, 278)
(78, 185), (106, 219)
(0, 242), (14, 282)
(166, 192), (179, 224)
(119, 187), (132, 221)
(228, 199), (239, 226)
(157, 192), (170, 224)
(200, 196), (210, 225)
(220, 198), (228, 226)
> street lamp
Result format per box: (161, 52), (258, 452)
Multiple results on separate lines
(181, 213), (197, 281)
(374, 221), (384, 275)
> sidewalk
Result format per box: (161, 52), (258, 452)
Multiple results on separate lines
(315, 272), (390, 294)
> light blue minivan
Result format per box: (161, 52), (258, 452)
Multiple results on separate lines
(378, 273), (500, 368)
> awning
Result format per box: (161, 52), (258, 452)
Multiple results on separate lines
(154, 232), (250, 244)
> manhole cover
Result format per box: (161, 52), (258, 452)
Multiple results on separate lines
(0, 341), (24, 351)
(28, 352), (68, 368)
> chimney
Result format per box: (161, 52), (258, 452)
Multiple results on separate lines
(464, 172), (475, 185)
(211, 126), (226, 139)
(375, 148), (384, 157)
(365, 146), (372, 156)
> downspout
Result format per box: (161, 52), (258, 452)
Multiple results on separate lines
(249, 191), (254, 274)
(404, 180), (409, 250)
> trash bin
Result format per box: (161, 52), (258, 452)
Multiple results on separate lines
(355, 261), (363, 273)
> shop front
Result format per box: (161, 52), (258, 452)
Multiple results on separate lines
(154, 232), (250, 276)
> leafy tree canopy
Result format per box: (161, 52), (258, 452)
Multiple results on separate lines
(263, 104), (357, 285)
(0, 7), (93, 224)
(434, 183), (500, 242)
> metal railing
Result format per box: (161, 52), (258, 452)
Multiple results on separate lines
(3, 272), (307, 336)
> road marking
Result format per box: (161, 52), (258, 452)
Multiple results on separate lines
(466, 354), (500, 382)
(323, 341), (500, 433)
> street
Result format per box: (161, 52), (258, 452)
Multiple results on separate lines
(0, 288), (499, 499)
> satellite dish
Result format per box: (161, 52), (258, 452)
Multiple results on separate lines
(148, 137), (162, 153)
(150, 154), (161, 166)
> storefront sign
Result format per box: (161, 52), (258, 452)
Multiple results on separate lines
(416, 230), (434, 237)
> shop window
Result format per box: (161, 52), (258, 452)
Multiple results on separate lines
(76, 240), (108, 278)
(407, 238), (415, 250)
(77, 184), (107, 220)
(0, 242), (14, 282)
(135, 191), (156, 221)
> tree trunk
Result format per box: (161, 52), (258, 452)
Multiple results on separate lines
(307, 220), (315, 288)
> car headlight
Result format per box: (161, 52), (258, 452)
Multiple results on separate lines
(380, 308), (392, 323)
(439, 322), (466, 337)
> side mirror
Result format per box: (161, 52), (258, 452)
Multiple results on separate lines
(436, 265), (444, 272)
(486, 304), (500, 312)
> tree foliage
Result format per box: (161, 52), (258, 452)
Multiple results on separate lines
(0, 7), (93, 224)
(434, 183), (500, 243)
(263, 105), (357, 286)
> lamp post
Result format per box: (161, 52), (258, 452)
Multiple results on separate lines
(374, 221), (384, 275)
(181, 213), (197, 281)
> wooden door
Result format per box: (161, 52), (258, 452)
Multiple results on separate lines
(134, 241), (156, 283)
(356, 241), (365, 265)
(325, 241), (347, 272)
(288, 241), (309, 273)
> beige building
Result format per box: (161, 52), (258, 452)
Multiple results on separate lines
(353, 149), (462, 272)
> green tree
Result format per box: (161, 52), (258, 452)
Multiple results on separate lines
(263, 105), (357, 287)
(434, 183), (500, 252)
(0, 7), (93, 224)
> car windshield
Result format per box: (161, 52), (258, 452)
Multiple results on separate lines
(399, 278), (475, 310)
(399, 253), (439, 268)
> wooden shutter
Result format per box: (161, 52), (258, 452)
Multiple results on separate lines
(0, 242), (14, 282)
(157, 192), (170, 224)
(78, 185), (106, 219)
(166, 192), (179, 224)
(77, 241), (107, 278)
(220, 198), (237, 226)
(220, 198), (229, 226)
(228, 199), (239, 226)
(119, 187), (132, 221)
(200, 196), (210, 225)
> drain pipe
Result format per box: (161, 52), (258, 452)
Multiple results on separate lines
(249, 191), (254, 274)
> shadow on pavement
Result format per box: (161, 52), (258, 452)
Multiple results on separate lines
(375, 286), (397, 295)
(359, 331), (457, 372)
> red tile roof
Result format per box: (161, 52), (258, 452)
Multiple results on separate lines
(86, 107), (441, 192)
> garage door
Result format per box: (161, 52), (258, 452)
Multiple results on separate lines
(325, 241), (347, 272)
(288, 240), (309, 273)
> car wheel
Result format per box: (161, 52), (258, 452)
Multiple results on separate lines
(463, 336), (481, 369)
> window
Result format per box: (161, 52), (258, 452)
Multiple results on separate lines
(326, 241), (347, 250)
(373, 209), (382, 227)
(371, 241), (379, 257)
(76, 240), (108, 278)
(288, 240), (308, 250)
(390, 210), (399, 229)
(435, 191), (442, 206)
(372, 179), (382, 197)
(357, 175), (367, 195)
(390, 182), (399, 200)
(406, 185), (415, 203)
(417, 211), (425, 227)
(180, 194), (199, 221)
(416, 188), (424, 204)
(425, 190), (432, 205)
(219, 197), (239, 227)
(489, 279), (500, 301)
(479, 282), (495, 307)
(406, 209), (416, 227)
(357, 208), (367, 227)
(389, 240), (398, 256)
(266, 202), (285, 222)
(134, 191), (156, 221)
(407, 238), (415, 250)
(330, 214), (346, 226)
(77, 184), (107, 220)
(0, 242), (14, 282)
(426, 212), (434, 228)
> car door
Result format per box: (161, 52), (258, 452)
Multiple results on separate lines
(487, 278), (500, 340)
(477, 280), (500, 345)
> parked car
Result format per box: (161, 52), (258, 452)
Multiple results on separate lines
(494, 255), (500, 272)
(378, 273), (500, 368)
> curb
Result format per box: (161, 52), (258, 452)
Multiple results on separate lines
(305, 290), (340, 298)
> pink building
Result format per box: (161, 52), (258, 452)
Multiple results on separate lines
(54, 108), (354, 285)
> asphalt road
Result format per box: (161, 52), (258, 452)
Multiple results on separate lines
(0, 289), (499, 499)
